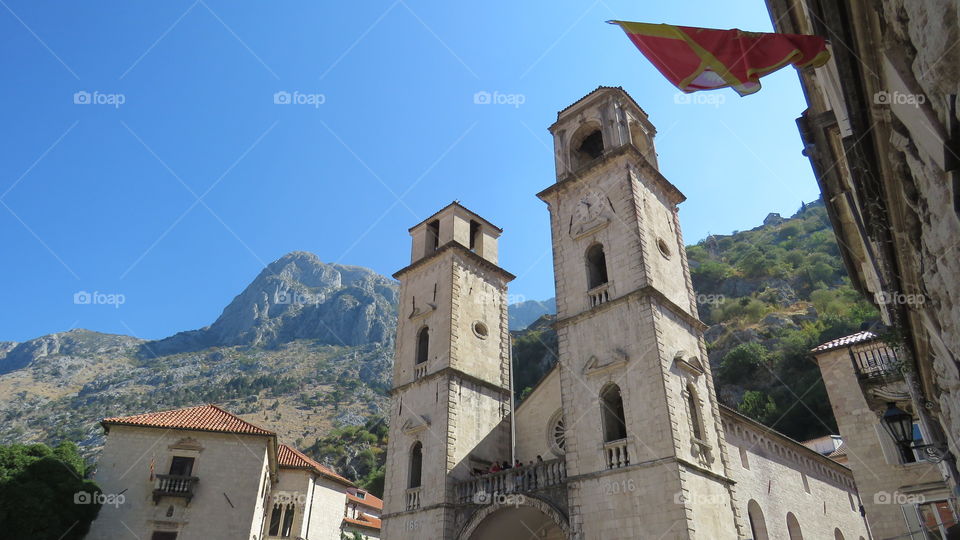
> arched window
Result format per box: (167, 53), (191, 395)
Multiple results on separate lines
(577, 130), (603, 161)
(570, 125), (604, 169)
(747, 500), (769, 540)
(834, 529), (845, 540)
(786, 512), (803, 540)
(600, 384), (627, 442)
(409, 442), (423, 488)
(687, 384), (703, 441)
(586, 244), (609, 290)
(416, 327), (429, 365)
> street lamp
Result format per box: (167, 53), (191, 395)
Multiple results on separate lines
(880, 402), (951, 464)
(880, 402), (914, 447)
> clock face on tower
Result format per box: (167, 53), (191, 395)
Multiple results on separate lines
(575, 190), (605, 223)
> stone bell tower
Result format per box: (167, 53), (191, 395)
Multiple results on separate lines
(537, 86), (742, 539)
(380, 202), (514, 539)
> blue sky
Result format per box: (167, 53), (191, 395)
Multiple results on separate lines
(0, 1), (821, 342)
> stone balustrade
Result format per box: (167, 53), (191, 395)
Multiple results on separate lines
(414, 363), (427, 380)
(588, 283), (611, 307)
(405, 487), (421, 510)
(603, 438), (630, 469)
(455, 458), (566, 504)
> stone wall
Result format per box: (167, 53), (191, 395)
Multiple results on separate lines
(814, 346), (951, 539)
(307, 476), (351, 540)
(876, 0), (960, 468)
(87, 426), (270, 540)
(722, 409), (869, 540)
(514, 366), (562, 463)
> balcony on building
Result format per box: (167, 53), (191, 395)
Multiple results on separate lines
(455, 457), (567, 504)
(153, 474), (198, 504)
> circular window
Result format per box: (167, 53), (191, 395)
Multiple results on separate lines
(472, 321), (489, 339)
(657, 238), (672, 259)
(547, 409), (566, 456)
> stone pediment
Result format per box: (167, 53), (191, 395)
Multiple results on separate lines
(168, 437), (204, 452)
(571, 216), (609, 240)
(674, 352), (704, 378)
(401, 414), (431, 435)
(583, 348), (629, 376)
(408, 303), (437, 320)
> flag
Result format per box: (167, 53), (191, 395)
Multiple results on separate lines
(609, 21), (829, 96)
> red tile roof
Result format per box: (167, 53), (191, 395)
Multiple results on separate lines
(811, 331), (878, 353)
(347, 490), (383, 511)
(828, 442), (848, 459)
(277, 444), (353, 487)
(102, 404), (274, 436)
(343, 514), (381, 531)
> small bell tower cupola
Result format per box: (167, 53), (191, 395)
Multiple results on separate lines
(549, 85), (659, 180)
(408, 201), (502, 266)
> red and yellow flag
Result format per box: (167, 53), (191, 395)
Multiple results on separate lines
(609, 21), (829, 96)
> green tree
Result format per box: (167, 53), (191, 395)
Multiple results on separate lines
(738, 391), (779, 425)
(0, 442), (101, 539)
(361, 467), (385, 498)
(719, 342), (769, 384)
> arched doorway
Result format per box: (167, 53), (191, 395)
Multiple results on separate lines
(786, 512), (803, 540)
(457, 496), (569, 540)
(747, 499), (769, 540)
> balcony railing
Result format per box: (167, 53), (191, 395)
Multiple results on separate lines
(153, 474), (198, 503)
(603, 438), (630, 469)
(588, 282), (611, 308)
(851, 342), (902, 380)
(455, 458), (566, 504)
(414, 363), (427, 380)
(405, 487), (421, 510)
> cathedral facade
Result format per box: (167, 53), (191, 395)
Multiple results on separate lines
(380, 87), (870, 540)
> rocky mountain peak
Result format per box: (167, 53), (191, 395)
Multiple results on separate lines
(142, 252), (399, 357)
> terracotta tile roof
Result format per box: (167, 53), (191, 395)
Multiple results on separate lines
(277, 444), (353, 487)
(347, 490), (383, 511)
(102, 404), (274, 436)
(343, 514), (381, 531)
(828, 442), (848, 459)
(554, 85), (648, 122)
(811, 331), (878, 353)
(801, 435), (834, 446)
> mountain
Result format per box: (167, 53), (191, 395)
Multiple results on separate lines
(0, 253), (399, 483)
(144, 252), (398, 356)
(508, 298), (556, 330)
(510, 199), (877, 441)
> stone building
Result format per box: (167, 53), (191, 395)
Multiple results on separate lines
(86, 404), (380, 540)
(764, 0), (960, 494)
(813, 331), (958, 538)
(380, 86), (870, 539)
